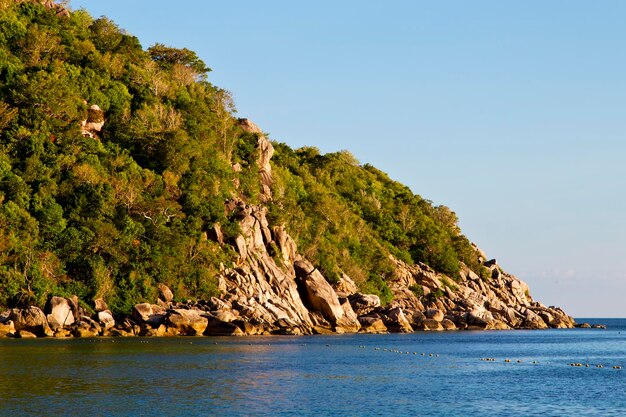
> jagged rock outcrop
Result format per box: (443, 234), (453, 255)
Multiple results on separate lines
(0, 116), (574, 338)
(15, 0), (69, 17)
(384, 254), (574, 331)
(80, 104), (105, 138)
(238, 118), (274, 201)
(294, 259), (360, 333)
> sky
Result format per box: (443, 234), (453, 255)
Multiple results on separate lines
(70, 0), (626, 318)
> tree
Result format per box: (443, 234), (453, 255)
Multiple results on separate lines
(148, 43), (210, 80)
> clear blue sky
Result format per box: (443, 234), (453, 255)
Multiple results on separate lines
(70, 0), (626, 317)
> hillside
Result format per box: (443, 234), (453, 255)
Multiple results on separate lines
(0, 1), (573, 337)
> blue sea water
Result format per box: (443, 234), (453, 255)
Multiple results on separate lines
(1, 319), (625, 416)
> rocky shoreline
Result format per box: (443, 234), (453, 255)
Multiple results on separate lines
(0, 120), (577, 339)
(0, 212), (577, 339)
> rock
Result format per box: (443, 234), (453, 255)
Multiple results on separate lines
(348, 293), (381, 316)
(207, 297), (232, 311)
(9, 307), (53, 337)
(68, 295), (79, 317)
(273, 225), (298, 264)
(358, 316), (387, 333)
(158, 283), (174, 303)
(334, 274), (358, 297)
(80, 316), (102, 334)
(419, 318), (444, 331)
(384, 307), (413, 333)
(213, 309), (238, 323)
(94, 298), (108, 313)
(0, 320), (15, 337)
(467, 308), (495, 328)
(425, 308), (444, 322)
(441, 318), (457, 330)
(166, 309), (208, 336)
(487, 320), (511, 330)
(484, 259), (497, 267)
(204, 315), (243, 336)
(209, 223), (224, 245)
(132, 303), (166, 328)
(238, 118), (263, 134)
(80, 104), (105, 138)
(522, 310), (548, 329)
(97, 310), (116, 330)
(237, 119), (273, 200)
(17, 330), (37, 339)
(576, 322), (591, 329)
(46, 296), (75, 330)
(295, 259), (360, 332)
(71, 321), (98, 338)
(337, 298), (361, 333)
(53, 329), (72, 338)
(234, 320), (266, 335)
(404, 310), (424, 326)
(108, 328), (132, 337)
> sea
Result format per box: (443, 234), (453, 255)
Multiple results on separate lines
(1, 318), (624, 416)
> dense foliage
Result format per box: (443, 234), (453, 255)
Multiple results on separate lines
(0, 1), (486, 312)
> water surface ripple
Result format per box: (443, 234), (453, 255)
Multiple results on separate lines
(1, 318), (624, 416)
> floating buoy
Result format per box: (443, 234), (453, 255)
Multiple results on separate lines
(504, 359), (511, 363)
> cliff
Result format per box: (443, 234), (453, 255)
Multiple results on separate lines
(0, 2), (574, 337)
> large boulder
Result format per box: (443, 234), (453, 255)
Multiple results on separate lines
(158, 283), (174, 303)
(358, 316), (387, 333)
(467, 308), (495, 329)
(295, 260), (360, 332)
(80, 104), (105, 138)
(0, 320), (15, 337)
(337, 298), (361, 333)
(17, 330), (37, 339)
(72, 320), (99, 338)
(334, 274), (358, 297)
(441, 318), (457, 330)
(383, 307), (413, 333)
(204, 315), (244, 336)
(9, 307), (53, 337)
(132, 303), (166, 328)
(94, 298), (108, 313)
(418, 318), (444, 331)
(97, 310), (116, 330)
(46, 296), (75, 330)
(425, 308), (444, 322)
(348, 293), (381, 316)
(522, 310), (548, 329)
(166, 309), (208, 336)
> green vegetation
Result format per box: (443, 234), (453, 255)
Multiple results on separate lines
(0, 1), (486, 312)
(408, 284), (424, 299)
